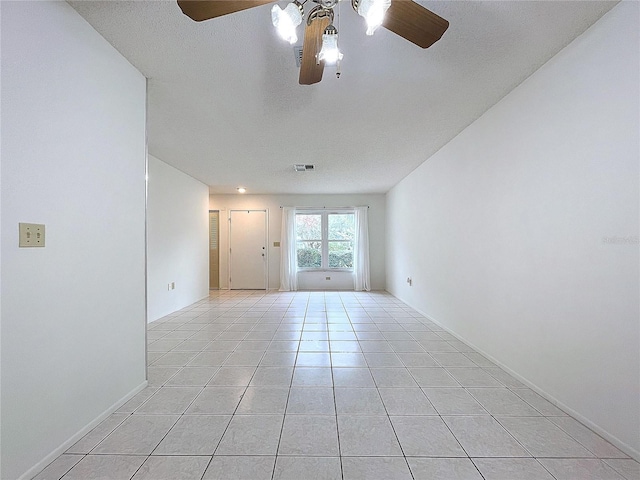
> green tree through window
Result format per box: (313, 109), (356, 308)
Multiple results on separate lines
(296, 212), (354, 269)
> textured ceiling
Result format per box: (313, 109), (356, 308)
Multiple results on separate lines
(69, 0), (617, 194)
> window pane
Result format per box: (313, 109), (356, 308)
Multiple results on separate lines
(328, 214), (354, 241)
(328, 241), (353, 268)
(296, 214), (322, 240)
(297, 241), (322, 268)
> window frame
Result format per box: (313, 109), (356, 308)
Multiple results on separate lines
(296, 209), (355, 271)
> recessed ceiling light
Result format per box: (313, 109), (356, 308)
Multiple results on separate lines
(237, 187), (246, 193)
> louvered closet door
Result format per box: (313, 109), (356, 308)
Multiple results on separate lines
(209, 211), (220, 289)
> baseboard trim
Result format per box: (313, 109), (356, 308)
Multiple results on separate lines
(390, 292), (640, 463)
(20, 381), (148, 480)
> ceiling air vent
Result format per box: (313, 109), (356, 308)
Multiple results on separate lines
(294, 164), (315, 172)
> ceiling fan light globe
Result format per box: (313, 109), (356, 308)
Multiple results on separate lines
(271, 3), (303, 44)
(282, 29), (298, 44)
(357, 0), (391, 35)
(365, 8), (384, 35)
(318, 32), (343, 65)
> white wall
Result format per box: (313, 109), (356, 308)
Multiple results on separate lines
(386, 1), (639, 459)
(209, 194), (386, 291)
(147, 155), (210, 322)
(0, 2), (147, 478)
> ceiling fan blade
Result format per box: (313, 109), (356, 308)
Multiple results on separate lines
(177, 0), (273, 21)
(299, 15), (331, 85)
(382, 0), (449, 49)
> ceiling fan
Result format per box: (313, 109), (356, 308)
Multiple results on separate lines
(177, 0), (449, 85)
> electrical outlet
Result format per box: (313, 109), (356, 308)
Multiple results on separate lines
(274, 241), (280, 247)
(406, 277), (412, 286)
(326, 276), (331, 280)
(19, 223), (45, 247)
(171, 282), (175, 290)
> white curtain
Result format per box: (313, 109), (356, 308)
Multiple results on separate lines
(354, 206), (371, 291)
(279, 207), (298, 291)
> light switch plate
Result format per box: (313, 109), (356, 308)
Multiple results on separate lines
(19, 223), (45, 247)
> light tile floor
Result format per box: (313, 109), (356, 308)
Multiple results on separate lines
(36, 291), (639, 480)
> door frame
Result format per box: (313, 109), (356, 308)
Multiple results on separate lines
(228, 209), (269, 290)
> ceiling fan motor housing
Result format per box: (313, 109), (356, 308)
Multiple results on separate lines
(316, 0), (339, 9)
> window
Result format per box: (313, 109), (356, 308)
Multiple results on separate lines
(296, 211), (355, 269)
(296, 213), (322, 268)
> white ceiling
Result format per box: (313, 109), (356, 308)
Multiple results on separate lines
(69, 0), (617, 194)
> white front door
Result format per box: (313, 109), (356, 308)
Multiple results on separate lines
(229, 210), (267, 289)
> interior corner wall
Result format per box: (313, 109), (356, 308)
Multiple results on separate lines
(386, 1), (639, 459)
(209, 194), (386, 291)
(0, 2), (147, 479)
(147, 155), (210, 322)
